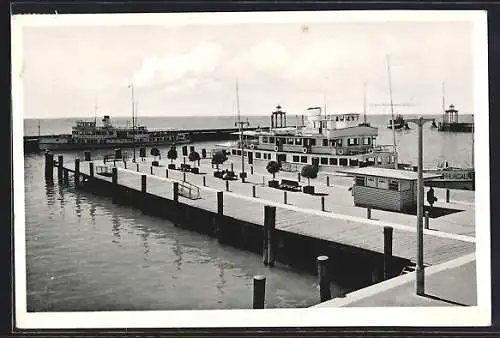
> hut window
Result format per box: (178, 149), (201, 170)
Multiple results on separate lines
(286, 138), (293, 145)
(293, 155), (300, 162)
(269, 137), (275, 143)
(355, 176), (365, 186)
(322, 139), (328, 146)
(366, 177), (377, 188)
(377, 157), (383, 165)
(399, 180), (411, 191)
(363, 137), (371, 145)
(262, 137), (268, 143)
(231, 149), (236, 155)
(295, 138), (302, 145)
(256, 152), (261, 159)
(321, 157), (328, 165)
(339, 158), (348, 166)
(310, 139), (316, 146)
(301, 156), (307, 163)
(389, 180), (399, 191)
(377, 178), (389, 189)
(329, 158), (337, 165)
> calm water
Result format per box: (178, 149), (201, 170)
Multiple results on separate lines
(23, 114), (475, 312)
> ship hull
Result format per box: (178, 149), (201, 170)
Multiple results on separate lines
(38, 139), (190, 151)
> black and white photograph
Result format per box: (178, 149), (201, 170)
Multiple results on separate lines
(12, 10), (491, 328)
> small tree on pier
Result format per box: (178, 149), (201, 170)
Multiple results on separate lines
(266, 160), (281, 188)
(301, 164), (318, 194)
(211, 150), (228, 171)
(188, 150), (201, 167)
(167, 146), (177, 164)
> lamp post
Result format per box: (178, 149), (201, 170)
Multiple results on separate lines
(235, 119), (250, 182)
(406, 116), (433, 296)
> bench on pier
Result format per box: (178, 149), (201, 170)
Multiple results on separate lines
(180, 163), (192, 172)
(279, 179), (301, 192)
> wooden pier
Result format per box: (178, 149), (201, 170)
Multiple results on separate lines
(45, 152), (476, 296)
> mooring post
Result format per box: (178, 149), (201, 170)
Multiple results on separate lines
(124, 161), (127, 169)
(136, 163), (139, 172)
(173, 182), (180, 227)
(298, 172), (301, 182)
(183, 171), (186, 182)
(231, 163), (234, 172)
(141, 174), (146, 193)
(57, 155), (63, 180)
(424, 211), (429, 229)
(263, 205), (276, 267)
(44, 152), (54, 180)
(252, 185), (256, 198)
(250, 166), (254, 175)
(326, 176), (330, 187)
(150, 166), (153, 175)
(446, 189), (450, 203)
(173, 182), (179, 202)
(183, 157), (186, 164)
(283, 191), (287, 204)
(216, 191), (224, 241)
(226, 180), (229, 192)
(84, 151), (91, 161)
(203, 176), (206, 187)
(74, 159), (80, 186)
(367, 207), (371, 219)
(112, 167), (118, 203)
(317, 256), (332, 302)
(321, 196), (325, 211)
(89, 162), (94, 177)
(383, 226), (393, 280)
(113, 159), (116, 167)
(166, 169), (169, 178)
(252, 275), (266, 309)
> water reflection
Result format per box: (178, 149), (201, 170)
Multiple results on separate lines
(44, 179), (55, 207)
(140, 227), (150, 266)
(111, 213), (121, 245)
(75, 190), (81, 220)
(215, 261), (226, 297)
(89, 202), (96, 230)
(173, 239), (182, 271)
(57, 180), (65, 211)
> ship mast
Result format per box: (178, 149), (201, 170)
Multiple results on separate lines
(130, 82), (136, 163)
(442, 82), (446, 124)
(363, 82), (367, 124)
(234, 78), (250, 182)
(386, 55), (398, 169)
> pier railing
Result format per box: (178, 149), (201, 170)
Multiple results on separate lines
(178, 181), (201, 200)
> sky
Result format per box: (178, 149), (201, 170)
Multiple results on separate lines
(18, 14), (477, 119)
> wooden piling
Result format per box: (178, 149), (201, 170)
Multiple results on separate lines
(203, 176), (206, 186)
(89, 162), (94, 177)
(446, 189), (450, 203)
(226, 180), (229, 192)
(326, 176), (330, 187)
(150, 166), (153, 175)
(44, 153), (54, 180)
(298, 172), (301, 182)
(141, 174), (146, 193)
(63, 168), (68, 183)
(57, 155), (63, 180)
(84, 151), (91, 161)
(113, 159), (116, 167)
(112, 167), (118, 203)
(124, 161), (127, 169)
(173, 182), (179, 202)
(424, 211), (429, 229)
(231, 163), (234, 172)
(166, 169), (169, 178)
(383, 226), (393, 280)
(250, 166), (254, 175)
(252, 275), (266, 309)
(216, 191), (224, 241)
(283, 191), (287, 204)
(136, 163), (140, 172)
(263, 205), (276, 267)
(252, 185), (256, 198)
(183, 171), (186, 182)
(367, 207), (371, 219)
(317, 256), (332, 302)
(74, 159), (80, 186)
(321, 196), (325, 211)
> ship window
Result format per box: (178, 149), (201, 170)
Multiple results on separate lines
(310, 139), (316, 146)
(293, 155), (299, 162)
(329, 158), (337, 165)
(321, 157), (328, 165)
(364, 137), (370, 145)
(337, 139), (342, 146)
(231, 149), (236, 155)
(390, 156), (395, 163)
(243, 151), (247, 156)
(236, 150), (242, 156)
(262, 137), (268, 143)
(256, 152), (261, 159)
(322, 139), (328, 146)
(287, 138), (294, 145)
(339, 158), (348, 166)
(389, 180), (399, 191)
(295, 138), (302, 145)
(377, 157), (382, 165)
(269, 137), (275, 143)
(348, 138), (354, 146)
(350, 159), (359, 166)
(301, 156), (307, 163)
(355, 176), (365, 186)
(366, 177), (377, 188)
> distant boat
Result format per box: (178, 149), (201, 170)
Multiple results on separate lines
(438, 104), (474, 132)
(387, 114), (409, 130)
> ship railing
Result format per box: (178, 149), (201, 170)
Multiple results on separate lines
(178, 181), (201, 200)
(280, 162), (300, 172)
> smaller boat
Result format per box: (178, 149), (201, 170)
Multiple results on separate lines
(387, 114), (409, 130)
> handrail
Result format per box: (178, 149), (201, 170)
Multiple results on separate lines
(178, 180), (201, 200)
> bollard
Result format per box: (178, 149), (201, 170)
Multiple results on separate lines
(57, 155), (63, 180)
(203, 176), (206, 186)
(283, 191), (287, 204)
(150, 166), (153, 175)
(367, 207), (371, 219)
(383, 226), (393, 280)
(317, 256), (332, 302)
(250, 166), (254, 175)
(263, 205), (277, 266)
(45, 152), (54, 180)
(183, 171), (186, 182)
(166, 169), (169, 178)
(74, 159), (80, 186)
(84, 151), (91, 161)
(124, 161), (127, 169)
(89, 162), (94, 177)
(298, 172), (301, 182)
(231, 163), (234, 172)
(226, 180), (229, 192)
(183, 157), (186, 164)
(113, 159), (116, 167)
(446, 189), (450, 203)
(136, 163), (140, 172)
(141, 174), (146, 193)
(252, 185), (256, 198)
(252, 275), (266, 309)
(425, 211), (429, 229)
(321, 196), (325, 211)
(326, 176), (330, 187)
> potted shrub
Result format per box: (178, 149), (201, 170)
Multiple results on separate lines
(266, 160), (281, 188)
(301, 164), (318, 194)
(150, 147), (161, 166)
(212, 150), (228, 178)
(167, 146), (177, 169)
(188, 150), (201, 174)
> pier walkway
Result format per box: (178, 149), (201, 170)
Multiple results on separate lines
(61, 157), (475, 267)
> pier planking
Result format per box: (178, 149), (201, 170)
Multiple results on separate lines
(61, 159), (475, 266)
